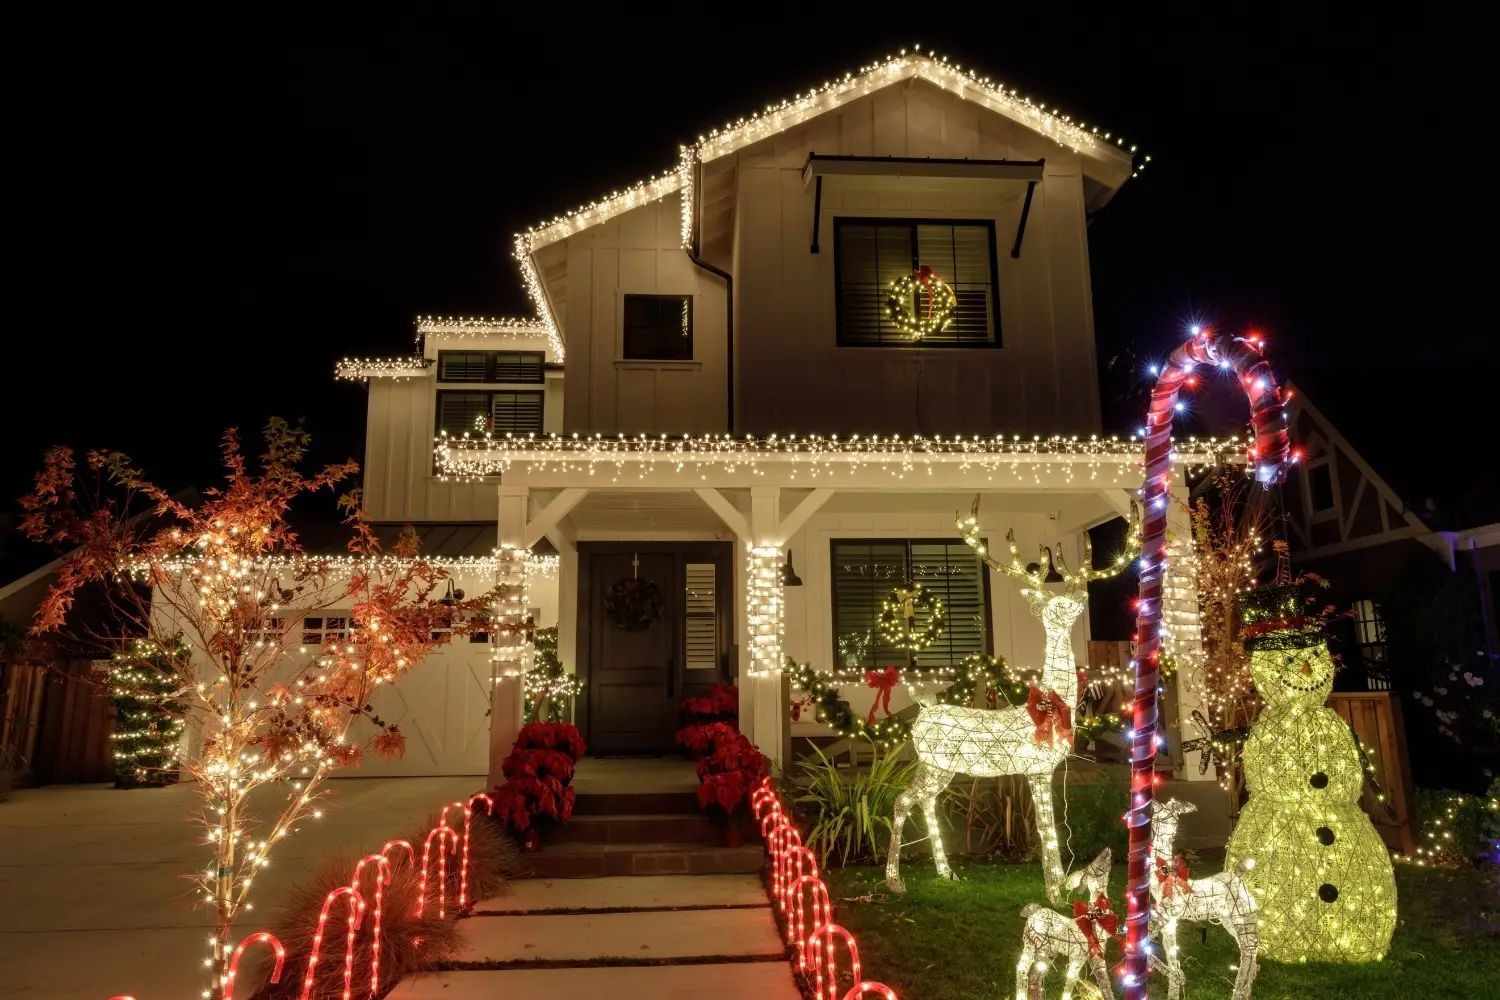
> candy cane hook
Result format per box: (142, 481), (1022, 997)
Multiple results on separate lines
(350, 854), (391, 995)
(418, 825), (460, 919)
(381, 838), (415, 869)
(1122, 328), (1290, 1000)
(222, 931), (285, 1000)
(459, 792), (493, 908)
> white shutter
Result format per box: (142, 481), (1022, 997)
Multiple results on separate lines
(685, 563), (718, 670)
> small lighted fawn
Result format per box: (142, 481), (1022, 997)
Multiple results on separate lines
(1016, 847), (1117, 1000)
(884, 496), (1139, 900)
(1149, 799), (1260, 1000)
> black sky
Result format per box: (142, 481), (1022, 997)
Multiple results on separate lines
(6, 12), (1497, 551)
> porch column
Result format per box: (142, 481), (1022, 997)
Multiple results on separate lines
(1165, 470), (1212, 780)
(746, 486), (785, 768)
(490, 484), (530, 788)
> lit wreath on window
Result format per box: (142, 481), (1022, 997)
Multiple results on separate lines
(877, 581), (946, 652)
(884, 265), (957, 340)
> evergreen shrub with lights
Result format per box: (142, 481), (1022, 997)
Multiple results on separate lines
(107, 636), (189, 788)
(523, 626), (583, 724)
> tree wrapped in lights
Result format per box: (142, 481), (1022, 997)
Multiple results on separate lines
(523, 626), (582, 723)
(18, 419), (491, 1000)
(1224, 581), (1397, 963)
(108, 636), (189, 788)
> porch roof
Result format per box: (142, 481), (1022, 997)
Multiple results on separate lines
(438, 432), (1246, 490)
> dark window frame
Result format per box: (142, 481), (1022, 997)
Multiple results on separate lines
(829, 537), (994, 673)
(832, 217), (1003, 349)
(622, 293), (694, 360)
(436, 349), (546, 384)
(434, 389), (545, 437)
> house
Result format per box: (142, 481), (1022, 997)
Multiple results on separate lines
(334, 51), (1223, 784)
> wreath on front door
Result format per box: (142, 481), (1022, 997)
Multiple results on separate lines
(604, 577), (663, 631)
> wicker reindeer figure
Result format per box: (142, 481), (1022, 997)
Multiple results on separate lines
(1149, 799), (1260, 1000)
(1016, 847), (1118, 1000)
(884, 496), (1139, 900)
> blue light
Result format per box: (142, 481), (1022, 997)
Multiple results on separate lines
(1148, 365), (1159, 376)
(1189, 324), (1201, 335)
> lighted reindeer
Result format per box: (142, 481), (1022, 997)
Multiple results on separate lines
(884, 496), (1139, 900)
(1016, 847), (1118, 1000)
(1148, 799), (1260, 1000)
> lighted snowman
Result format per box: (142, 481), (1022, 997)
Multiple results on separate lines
(1223, 583), (1397, 963)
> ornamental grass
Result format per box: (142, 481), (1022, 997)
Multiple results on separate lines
(250, 810), (519, 999)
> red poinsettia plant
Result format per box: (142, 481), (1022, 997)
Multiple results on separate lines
(492, 722), (586, 837)
(695, 727), (770, 827)
(675, 684), (740, 756)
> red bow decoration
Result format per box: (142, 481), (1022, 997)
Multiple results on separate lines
(1072, 895), (1118, 957)
(790, 694), (814, 722)
(1155, 855), (1192, 899)
(865, 667), (900, 725)
(1026, 686), (1074, 748)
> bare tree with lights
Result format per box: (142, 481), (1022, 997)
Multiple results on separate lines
(19, 419), (492, 999)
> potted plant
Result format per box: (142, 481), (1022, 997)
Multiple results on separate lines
(492, 722), (585, 851)
(695, 728), (770, 847)
(675, 683), (739, 757)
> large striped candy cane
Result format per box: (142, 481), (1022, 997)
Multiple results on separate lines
(350, 854), (391, 994)
(1122, 329), (1290, 1000)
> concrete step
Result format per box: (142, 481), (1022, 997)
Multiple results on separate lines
(551, 813), (718, 846)
(472, 874), (766, 913)
(573, 791), (699, 816)
(525, 841), (765, 878)
(452, 907), (786, 962)
(390, 962), (800, 999)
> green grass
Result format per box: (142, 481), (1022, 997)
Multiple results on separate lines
(821, 858), (1500, 999)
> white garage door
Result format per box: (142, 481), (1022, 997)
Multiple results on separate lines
(348, 644), (492, 777)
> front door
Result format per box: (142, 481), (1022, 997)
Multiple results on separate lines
(587, 550), (679, 753)
(579, 543), (733, 755)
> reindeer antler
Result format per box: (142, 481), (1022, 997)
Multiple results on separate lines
(1057, 500), (1143, 590)
(957, 495), (1049, 589)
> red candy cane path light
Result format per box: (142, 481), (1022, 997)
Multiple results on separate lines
(459, 791), (494, 909)
(300, 886), (365, 1000)
(1122, 329), (1289, 1000)
(224, 931), (285, 1000)
(350, 854), (391, 994)
(808, 923), (861, 1000)
(418, 825), (459, 919)
(843, 984), (900, 1000)
(381, 838), (415, 870)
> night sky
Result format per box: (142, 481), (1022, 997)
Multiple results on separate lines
(7, 14), (1496, 568)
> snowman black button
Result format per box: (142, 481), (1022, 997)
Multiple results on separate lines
(1316, 826), (1336, 846)
(1309, 771), (1329, 789)
(1319, 883), (1339, 903)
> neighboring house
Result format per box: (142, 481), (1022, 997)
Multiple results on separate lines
(1279, 387), (1500, 693)
(334, 53), (1217, 784)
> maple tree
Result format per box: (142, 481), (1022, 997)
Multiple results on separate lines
(19, 418), (492, 998)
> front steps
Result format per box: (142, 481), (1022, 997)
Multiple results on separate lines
(528, 790), (762, 878)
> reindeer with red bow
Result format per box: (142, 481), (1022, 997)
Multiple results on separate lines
(1015, 847), (1118, 1000)
(883, 497), (1139, 901)
(1149, 799), (1260, 1000)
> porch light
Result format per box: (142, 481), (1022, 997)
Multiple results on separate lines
(782, 550), (804, 588)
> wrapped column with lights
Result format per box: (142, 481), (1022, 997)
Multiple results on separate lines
(747, 545), (785, 677)
(1122, 329), (1290, 1000)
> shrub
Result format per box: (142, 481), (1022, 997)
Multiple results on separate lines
(1411, 786), (1496, 866)
(795, 745), (917, 867)
(940, 768), (1128, 866)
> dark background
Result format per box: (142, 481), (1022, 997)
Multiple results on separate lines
(7, 13), (1496, 565)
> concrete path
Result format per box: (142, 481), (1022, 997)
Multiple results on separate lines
(390, 873), (799, 1000)
(0, 776), (479, 999)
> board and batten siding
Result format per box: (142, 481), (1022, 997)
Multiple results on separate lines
(557, 195), (729, 435)
(731, 78), (1101, 436)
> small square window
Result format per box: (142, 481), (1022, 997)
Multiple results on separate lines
(623, 294), (693, 360)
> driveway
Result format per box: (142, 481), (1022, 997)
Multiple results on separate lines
(0, 776), (480, 999)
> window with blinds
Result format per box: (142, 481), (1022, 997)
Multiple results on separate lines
(834, 219), (1000, 347)
(436, 390), (543, 437)
(684, 562), (718, 670)
(437, 350), (544, 383)
(830, 539), (991, 672)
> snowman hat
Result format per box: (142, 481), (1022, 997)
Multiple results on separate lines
(1237, 582), (1325, 652)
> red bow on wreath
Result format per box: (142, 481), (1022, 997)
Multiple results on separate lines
(865, 667), (900, 725)
(913, 265), (939, 320)
(1071, 895), (1118, 957)
(1155, 855), (1192, 899)
(1026, 686), (1074, 748)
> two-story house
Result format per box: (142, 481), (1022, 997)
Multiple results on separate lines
(336, 52), (1221, 786)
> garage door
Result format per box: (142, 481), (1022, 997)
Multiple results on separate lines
(348, 644), (492, 777)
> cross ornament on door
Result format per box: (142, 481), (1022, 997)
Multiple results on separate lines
(631, 553), (640, 578)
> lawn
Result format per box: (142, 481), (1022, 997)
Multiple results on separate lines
(822, 857), (1500, 999)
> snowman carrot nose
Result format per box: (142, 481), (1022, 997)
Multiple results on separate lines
(1299, 662), (1313, 676)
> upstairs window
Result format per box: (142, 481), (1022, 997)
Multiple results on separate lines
(301, 616), (348, 646)
(436, 390), (544, 437)
(437, 350), (544, 384)
(834, 219), (1000, 347)
(623, 294), (693, 360)
(831, 539), (991, 673)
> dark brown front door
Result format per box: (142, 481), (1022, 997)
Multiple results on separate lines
(587, 551), (679, 753)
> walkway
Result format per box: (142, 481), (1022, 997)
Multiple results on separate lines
(0, 775), (478, 999)
(390, 875), (799, 1000)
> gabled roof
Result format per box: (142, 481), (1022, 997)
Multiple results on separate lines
(339, 49), (1146, 375)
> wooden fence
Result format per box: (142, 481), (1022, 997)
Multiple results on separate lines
(1328, 691), (1415, 855)
(1, 658), (115, 786)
